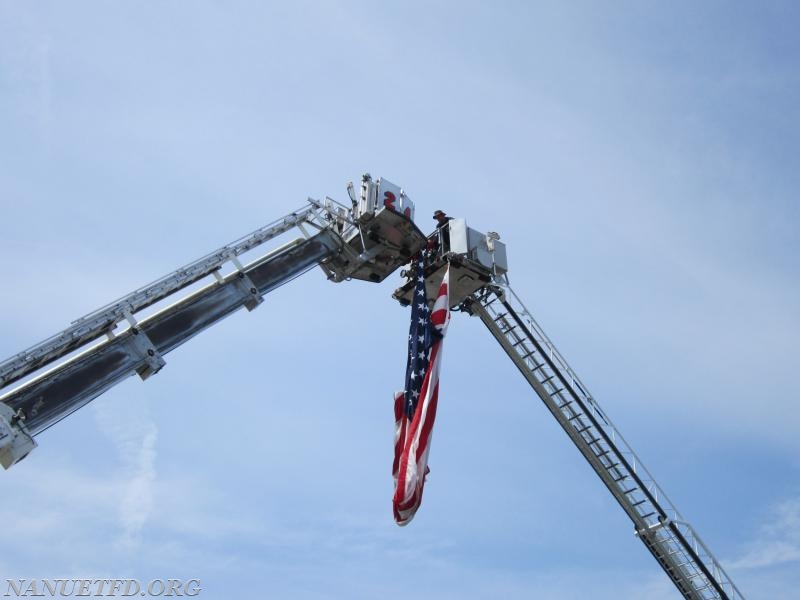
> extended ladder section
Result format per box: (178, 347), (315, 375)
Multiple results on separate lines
(1, 229), (341, 439)
(0, 176), (427, 469)
(0, 204), (324, 391)
(464, 284), (745, 600)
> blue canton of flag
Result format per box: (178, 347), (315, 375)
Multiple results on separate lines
(403, 252), (442, 419)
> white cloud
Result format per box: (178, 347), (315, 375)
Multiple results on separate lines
(729, 496), (800, 569)
(91, 396), (158, 550)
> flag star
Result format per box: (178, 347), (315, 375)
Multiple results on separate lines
(410, 372), (416, 380)
(412, 390), (420, 399)
(418, 351), (425, 359)
(416, 288), (425, 297)
(418, 335), (424, 343)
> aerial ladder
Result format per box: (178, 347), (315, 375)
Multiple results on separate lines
(0, 176), (744, 600)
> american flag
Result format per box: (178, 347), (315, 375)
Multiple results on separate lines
(393, 254), (451, 526)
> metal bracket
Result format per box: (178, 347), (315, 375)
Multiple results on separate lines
(230, 258), (263, 311)
(0, 402), (37, 469)
(122, 310), (166, 380)
(635, 516), (672, 538)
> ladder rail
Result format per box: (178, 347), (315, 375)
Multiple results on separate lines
(468, 284), (745, 600)
(0, 230), (342, 436)
(0, 200), (347, 390)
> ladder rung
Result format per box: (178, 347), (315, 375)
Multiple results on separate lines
(576, 424), (592, 434)
(521, 349), (536, 360)
(549, 387), (564, 397)
(501, 325), (517, 335)
(584, 437), (601, 446)
(596, 449), (611, 458)
(622, 487), (638, 495)
(693, 582), (712, 592)
(640, 511), (656, 520)
(604, 462), (620, 470)
(631, 499), (647, 507)
(558, 399), (573, 409)
(541, 374), (556, 385)
(613, 474), (628, 483)
(568, 412), (584, 422)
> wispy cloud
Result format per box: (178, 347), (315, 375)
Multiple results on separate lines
(729, 496), (800, 569)
(92, 396), (158, 550)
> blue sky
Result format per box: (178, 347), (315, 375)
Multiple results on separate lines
(1, 1), (798, 598)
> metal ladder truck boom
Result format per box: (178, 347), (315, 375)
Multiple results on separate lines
(1, 177), (746, 599)
(0, 175), (425, 469)
(393, 218), (745, 600)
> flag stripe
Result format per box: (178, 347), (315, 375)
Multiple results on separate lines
(393, 258), (450, 526)
(393, 391), (406, 478)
